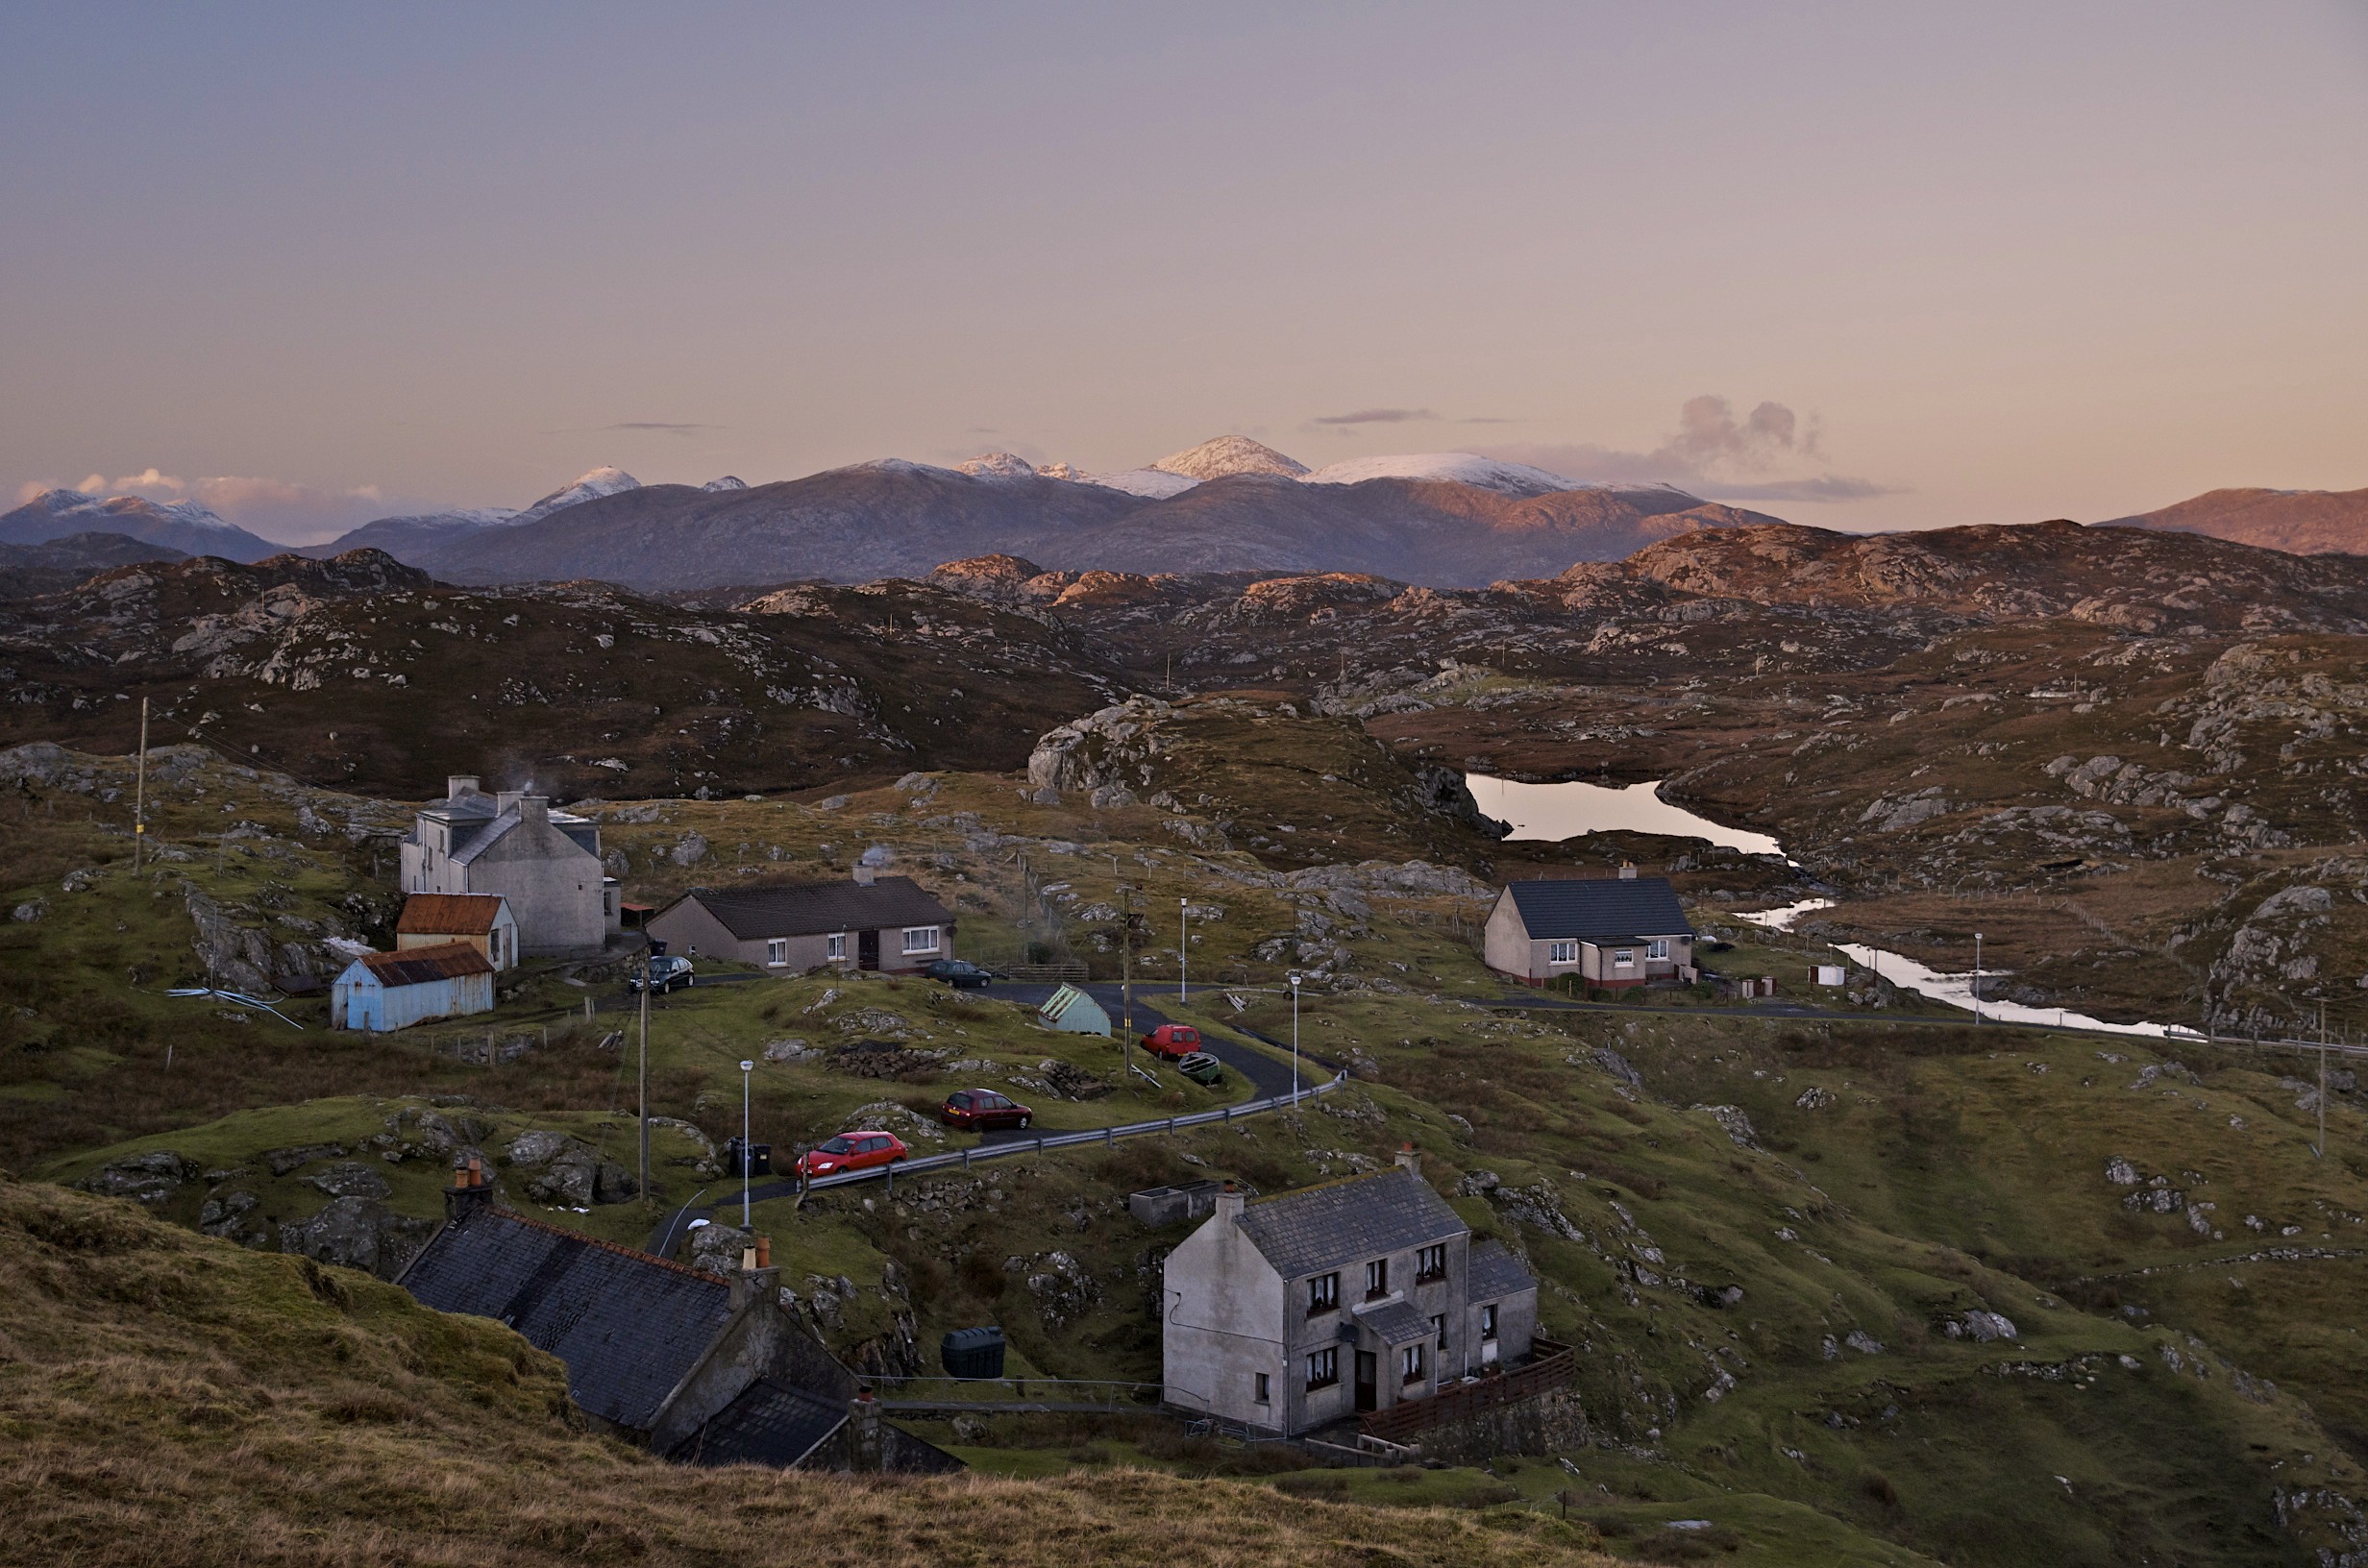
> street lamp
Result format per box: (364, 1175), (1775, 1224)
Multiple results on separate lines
(1179, 897), (1190, 1002)
(739, 1059), (754, 1229)
(1973, 932), (1984, 1025)
(1287, 970), (1303, 1105)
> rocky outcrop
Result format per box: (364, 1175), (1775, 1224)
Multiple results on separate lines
(277, 1196), (436, 1280)
(503, 1130), (639, 1207)
(78, 1150), (197, 1206)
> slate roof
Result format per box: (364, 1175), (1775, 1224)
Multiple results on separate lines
(676, 876), (953, 940)
(1355, 1296), (1437, 1346)
(1468, 1239), (1538, 1303)
(397, 894), (508, 936)
(1503, 876), (1693, 943)
(1234, 1166), (1466, 1280)
(351, 942), (494, 987)
(668, 1378), (847, 1469)
(400, 1208), (733, 1432)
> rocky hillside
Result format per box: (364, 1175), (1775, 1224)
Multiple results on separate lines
(0, 531), (187, 600)
(2104, 486), (2368, 556)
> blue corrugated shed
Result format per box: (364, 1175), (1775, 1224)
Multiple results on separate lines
(331, 942), (495, 1031)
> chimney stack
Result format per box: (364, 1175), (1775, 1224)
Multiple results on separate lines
(1216, 1180), (1245, 1225)
(850, 1386), (883, 1471)
(444, 1153), (495, 1221)
(1394, 1142), (1421, 1174)
(1618, 860), (1638, 880)
(851, 864), (876, 887)
(447, 774), (481, 800)
(728, 1233), (781, 1311)
(520, 796), (550, 825)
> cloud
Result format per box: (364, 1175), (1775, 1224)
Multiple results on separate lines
(1310, 407), (1438, 426)
(1472, 395), (1899, 506)
(1456, 415), (1518, 425)
(604, 421), (714, 434)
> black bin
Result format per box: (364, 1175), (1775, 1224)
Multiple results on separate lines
(722, 1138), (773, 1177)
(941, 1325), (1006, 1380)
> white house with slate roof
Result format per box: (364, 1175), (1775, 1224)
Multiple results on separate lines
(399, 774), (619, 956)
(1159, 1154), (1538, 1437)
(1484, 870), (1696, 988)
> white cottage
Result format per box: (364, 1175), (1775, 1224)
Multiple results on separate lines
(399, 775), (619, 957)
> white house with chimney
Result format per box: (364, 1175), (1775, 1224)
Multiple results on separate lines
(398, 774), (619, 957)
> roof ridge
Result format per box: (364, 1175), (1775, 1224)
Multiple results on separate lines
(1246, 1164), (1416, 1208)
(480, 1206), (729, 1287)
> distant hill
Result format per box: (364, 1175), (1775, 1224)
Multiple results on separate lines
(0, 490), (282, 562)
(2099, 486), (2368, 555)
(0, 531), (189, 600)
(301, 465), (647, 559)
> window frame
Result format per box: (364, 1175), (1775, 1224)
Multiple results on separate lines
(1306, 1272), (1340, 1316)
(826, 932), (847, 961)
(766, 937), (789, 967)
(1253, 1371), (1270, 1405)
(1646, 938), (1669, 961)
(1400, 1343), (1425, 1384)
(1480, 1303), (1499, 1341)
(1613, 947), (1636, 968)
(1365, 1258), (1390, 1300)
(1416, 1243), (1446, 1283)
(1305, 1347), (1339, 1391)
(900, 925), (941, 955)
(1545, 940), (1577, 966)
(1430, 1312), (1447, 1350)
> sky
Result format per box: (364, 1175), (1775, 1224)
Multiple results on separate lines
(3, 2), (2364, 543)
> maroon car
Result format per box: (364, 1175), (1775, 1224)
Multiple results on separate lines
(940, 1089), (1033, 1130)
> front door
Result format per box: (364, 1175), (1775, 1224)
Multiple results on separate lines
(858, 929), (880, 971)
(1354, 1351), (1378, 1413)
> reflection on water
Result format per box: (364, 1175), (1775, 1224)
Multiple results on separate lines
(1464, 774), (1783, 857)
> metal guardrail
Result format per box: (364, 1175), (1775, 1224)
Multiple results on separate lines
(793, 1071), (1349, 1194)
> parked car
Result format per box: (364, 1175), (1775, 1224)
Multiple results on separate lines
(939, 1089), (1033, 1130)
(1139, 1022), (1202, 1060)
(925, 958), (994, 990)
(1173, 1050), (1224, 1087)
(626, 953), (694, 994)
(795, 1130), (908, 1179)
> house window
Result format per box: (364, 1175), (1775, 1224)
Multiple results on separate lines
(1365, 1258), (1389, 1299)
(1254, 1372), (1270, 1405)
(1305, 1347), (1339, 1390)
(826, 933), (847, 961)
(1480, 1303), (1499, 1341)
(766, 938), (788, 967)
(901, 925), (940, 955)
(1646, 938), (1669, 961)
(1546, 940), (1577, 966)
(1400, 1344), (1425, 1384)
(1307, 1272), (1339, 1315)
(1431, 1313), (1447, 1349)
(1614, 948), (1636, 968)
(1416, 1244), (1446, 1283)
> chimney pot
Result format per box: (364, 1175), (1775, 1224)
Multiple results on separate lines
(1216, 1182), (1246, 1224)
(755, 1235), (772, 1268)
(1395, 1143), (1421, 1173)
(1618, 860), (1638, 880)
(447, 774), (481, 800)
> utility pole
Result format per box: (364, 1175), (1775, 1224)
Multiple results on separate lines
(1119, 880), (1134, 1042)
(2318, 1001), (2330, 1161)
(638, 948), (653, 1202)
(132, 696), (149, 871)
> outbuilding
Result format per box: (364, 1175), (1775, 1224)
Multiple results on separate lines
(645, 868), (955, 975)
(396, 893), (519, 971)
(1037, 982), (1111, 1037)
(331, 942), (496, 1031)
(1483, 871), (1695, 988)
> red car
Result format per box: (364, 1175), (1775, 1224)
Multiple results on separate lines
(1140, 1023), (1203, 1061)
(940, 1089), (1034, 1130)
(796, 1130), (908, 1179)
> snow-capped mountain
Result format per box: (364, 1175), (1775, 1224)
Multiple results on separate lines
(516, 466), (641, 523)
(0, 488), (283, 562)
(1078, 467), (1200, 500)
(1150, 435), (1310, 480)
(306, 467), (641, 559)
(955, 453), (1038, 480)
(1301, 452), (1581, 496)
(701, 476), (749, 492)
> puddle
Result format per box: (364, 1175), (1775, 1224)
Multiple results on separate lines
(1465, 774), (1783, 857)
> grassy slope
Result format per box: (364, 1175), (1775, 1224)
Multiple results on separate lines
(0, 1174), (1616, 1568)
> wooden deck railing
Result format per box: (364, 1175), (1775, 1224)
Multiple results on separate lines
(1356, 1339), (1574, 1446)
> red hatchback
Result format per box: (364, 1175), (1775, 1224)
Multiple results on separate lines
(1140, 1023), (1202, 1061)
(940, 1089), (1034, 1130)
(796, 1130), (908, 1179)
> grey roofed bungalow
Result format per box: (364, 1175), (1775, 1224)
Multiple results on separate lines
(1483, 874), (1696, 988)
(644, 871), (957, 974)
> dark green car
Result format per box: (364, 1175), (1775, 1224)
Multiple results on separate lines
(1175, 1050), (1224, 1087)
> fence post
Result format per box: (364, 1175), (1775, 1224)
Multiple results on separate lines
(1105, 1126), (1115, 1146)
(963, 1147), (971, 1169)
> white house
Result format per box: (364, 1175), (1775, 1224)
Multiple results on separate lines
(399, 775), (619, 957)
(1160, 1156), (1538, 1438)
(1483, 871), (1695, 988)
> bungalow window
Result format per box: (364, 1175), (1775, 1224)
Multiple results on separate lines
(1365, 1258), (1389, 1299)
(1480, 1303), (1499, 1341)
(1401, 1344), (1425, 1384)
(1307, 1272), (1340, 1315)
(1613, 948), (1636, 968)
(1545, 940), (1577, 966)
(1416, 1244), (1446, 1283)
(766, 938), (789, 967)
(901, 925), (941, 955)
(1646, 938), (1669, 961)
(826, 933), (847, 961)
(1305, 1347), (1339, 1390)
(1253, 1372), (1270, 1404)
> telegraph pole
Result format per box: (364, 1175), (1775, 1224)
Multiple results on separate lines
(2317, 1001), (2330, 1161)
(132, 696), (149, 870)
(638, 948), (653, 1201)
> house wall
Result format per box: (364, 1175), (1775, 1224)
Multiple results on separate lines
(396, 907), (519, 971)
(645, 899), (748, 964)
(1465, 1285), (1540, 1374)
(1295, 1230), (1468, 1427)
(1481, 892), (1537, 980)
(644, 900), (952, 975)
(1161, 1206), (1287, 1433)
(468, 804), (607, 955)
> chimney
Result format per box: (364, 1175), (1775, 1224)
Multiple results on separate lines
(447, 774), (481, 800)
(849, 1386), (883, 1471)
(1618, 860), (1638, 880)
(443, 1153), (495, 1221)
(1216, 1180), (1245, 1226)
(728, 1233), (781, 1311)
(495, 790), (525, 817)
(1394, 1142), (1421, 1174)
(520, 796), (550, 825)
(851, 864), (877, 887)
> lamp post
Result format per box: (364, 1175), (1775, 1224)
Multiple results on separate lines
(1287, 970), (1303, 1106)
(739, 1059), (754, 1229)
(1973, 932), (1984, 1025)
(1179, 897), (1190, 1002)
